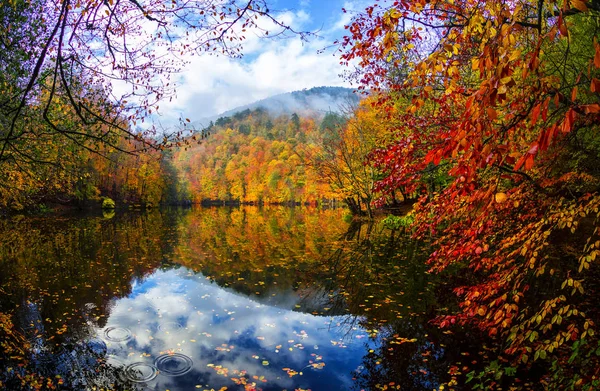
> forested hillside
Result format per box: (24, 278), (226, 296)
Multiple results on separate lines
(171, 95), (398, 212)
(174, 108), (337, 205)
(0, 89), (365, 212)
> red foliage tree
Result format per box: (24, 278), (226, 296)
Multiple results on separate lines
(341, 0), (600, 388)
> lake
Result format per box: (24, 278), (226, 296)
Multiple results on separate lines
(0, 207), (481, 390)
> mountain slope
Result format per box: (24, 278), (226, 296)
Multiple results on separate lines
(194, 86), (360, 128)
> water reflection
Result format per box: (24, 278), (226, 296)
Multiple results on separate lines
(0, 207), (479, 390)
(93, 266), (368, 390)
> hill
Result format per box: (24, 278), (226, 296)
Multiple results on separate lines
(193, 86), (360, 128)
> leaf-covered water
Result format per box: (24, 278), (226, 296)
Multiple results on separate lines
(0, 207), (482, 390)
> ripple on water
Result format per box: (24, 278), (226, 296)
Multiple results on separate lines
(157, 321), (184, 333)
(103, 326), (132, 342)
(31, 346), (67, 365)
(155, 353), (193, 376)
(123, 362), (159, 383)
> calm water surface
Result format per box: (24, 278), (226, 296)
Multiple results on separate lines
(0, 207), (479, 390)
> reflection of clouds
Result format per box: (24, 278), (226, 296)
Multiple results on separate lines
(98, 268), (366, 390)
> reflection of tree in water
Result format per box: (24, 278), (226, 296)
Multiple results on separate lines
(0, 207), (501, 390)
(312, 221), (436, 320)
(0, 211), (181, 389)
(174, 207), (350, 303)
(308, 221), (486, 390)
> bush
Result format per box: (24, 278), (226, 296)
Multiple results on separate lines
(382, 214), (414, 230)
(101, 197), (115, 209)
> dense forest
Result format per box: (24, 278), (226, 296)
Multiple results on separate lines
(0, 82), (390, 215)
(172, 99), (393, 213)
(0, 90), (378, 212)
(2, 0), (600, 390)
(174, 108), (337, 205)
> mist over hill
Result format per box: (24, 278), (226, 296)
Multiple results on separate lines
(193, 86), (360, 128)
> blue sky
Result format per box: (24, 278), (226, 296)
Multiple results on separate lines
(149, 0), (372, 126)
(275, 0), (350, 31)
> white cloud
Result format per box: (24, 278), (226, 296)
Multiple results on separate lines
(95, 268), (365, 391)
(151, 8), (352, 127)
(103, 2), (373, 131)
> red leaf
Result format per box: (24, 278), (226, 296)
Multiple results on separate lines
(524, 155), (535, 170)
(531, 104), (541, 125)
(514, 156), (526, 171)
(558, 16), (567, 36)
(541, 97), (550, 121)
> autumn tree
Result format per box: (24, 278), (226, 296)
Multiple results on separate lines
(301, 103), (395, 217)
(341, 0), (600, 388)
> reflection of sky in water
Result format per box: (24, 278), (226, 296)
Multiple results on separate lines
(98, 268), (374, 390)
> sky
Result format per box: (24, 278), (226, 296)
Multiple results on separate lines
(152, 0), (372, 127)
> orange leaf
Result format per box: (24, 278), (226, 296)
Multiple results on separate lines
(570, 0), (588, 12)
(514, 155), (526, 171)
(583, 104), (600, 114)
(542, 97), (550, 121)
(594, 40), (600, 68)
(487, 107), (498, 121)
(591, 78), (600, 93)
(524, 155), (535, 170)
(562, 109), (575, 133)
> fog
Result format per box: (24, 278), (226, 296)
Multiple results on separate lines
(194, 86), (361, 128)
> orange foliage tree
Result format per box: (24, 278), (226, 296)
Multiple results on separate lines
(341, 0), (600, 388)
(299, 101), (399, 217)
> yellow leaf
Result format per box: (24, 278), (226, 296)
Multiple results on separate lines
(495, 193), (508, 203)
(508, 49), (521, 62)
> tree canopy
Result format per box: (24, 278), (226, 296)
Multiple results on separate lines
(0, 0), (303, 161)
(0, 0), (305, 210)
(340, 0), (600, 388)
